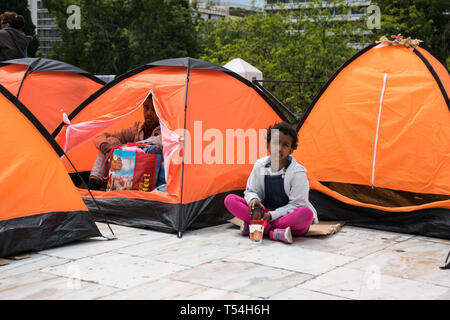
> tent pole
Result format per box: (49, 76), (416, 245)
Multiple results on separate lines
(16, 65), (32, 99)
(252, 80), (299, 123)
(177, 59), (191, 237)
(63, 153), (116, 240)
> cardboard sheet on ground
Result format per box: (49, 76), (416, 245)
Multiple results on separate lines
(0, 258), (10, 266)
(304, 221), (345, 236)
(0, 253), (31, 267)
(228, 217), (345, 236)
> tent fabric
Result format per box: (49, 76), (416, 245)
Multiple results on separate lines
(223, 58), (263, 83)
(0, 57), (98, 76)
(292, 43), (450, 239)
(0, 84), (101, 257)
(147, 57), (232, 73)
(54, 58), (286, 234)
(0, 58), (105, 135)
(310, 190), (450, 239)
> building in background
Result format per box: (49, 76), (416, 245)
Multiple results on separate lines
(194, 0), (371, 21)
(265, 0), (371, 20)
(192, 0), (262, 19)
(265, 0), (372, 48)
(28, 0), (61, 55)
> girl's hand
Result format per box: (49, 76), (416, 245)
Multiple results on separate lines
(262, 212), (272, 221)
(248, 198), (264, 215)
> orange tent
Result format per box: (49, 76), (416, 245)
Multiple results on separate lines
(292, 42), (450, 239)
(52, 58), (287, 236)
(0, 57), (105, 135)
(0, 84), (101, 258)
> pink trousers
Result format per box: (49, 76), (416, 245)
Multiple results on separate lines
(224, 194), (314, 236)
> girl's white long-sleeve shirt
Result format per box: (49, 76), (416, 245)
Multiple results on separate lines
(244, 155), (319, 223)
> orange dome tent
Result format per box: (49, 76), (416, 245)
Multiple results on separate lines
(52, 58), (288, 236)
(292, 41), (450, 239)
(0, 57), (105, 135)
(0, 84), (101, 258)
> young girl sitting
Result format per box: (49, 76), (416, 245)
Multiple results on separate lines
(224, 121), (318, 244)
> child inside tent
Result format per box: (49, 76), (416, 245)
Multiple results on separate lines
(88, 94), (164, 191)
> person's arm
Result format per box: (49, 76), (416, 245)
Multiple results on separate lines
(268, 171), (311, 221)
(93, 122), (140, 154)
(136, 134), (162, 149)
(244, 161), (264, 205)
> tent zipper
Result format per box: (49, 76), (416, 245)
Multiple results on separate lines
(371, 73), (388, 188)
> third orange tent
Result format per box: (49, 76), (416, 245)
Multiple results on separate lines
(292, 40), (450, 239)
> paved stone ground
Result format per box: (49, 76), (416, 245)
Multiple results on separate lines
(0, 222), (449, 300)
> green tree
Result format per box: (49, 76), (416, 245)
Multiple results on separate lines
(129, 0), (200, 64)
(198, 0), (370, 117)
(372, 0), (449, 66)
(0, 0), (38, 57)
(43, 0), (199, 74)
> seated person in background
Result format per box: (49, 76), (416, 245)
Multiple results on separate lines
(0, 12), (32, 60)
(88, 95), (162, 190)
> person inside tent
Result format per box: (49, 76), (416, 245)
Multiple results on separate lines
(88, 94), (163, 190)
(0, 12), (31, 60)
(224, 121), (318, 244)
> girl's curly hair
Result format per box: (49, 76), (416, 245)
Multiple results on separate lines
(266, 121), (298, 150)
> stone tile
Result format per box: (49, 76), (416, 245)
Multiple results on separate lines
(96, 222), (173, 243)
(345, 238), (450, 287)
(337, 225), (414, 242)
(181, 288), (255, 300)
(293, 234), (394, 258)
(170, 260), (313, 298)
(117, 238), (244, 267)
(391, 238), (450, 258)
(101, 279), (211, 300)
(101, 278), (254, 300)
(39, 238), (135, 260)
(1, 220), (446, 300)
(188, 223), (238, 235)
(95, 222), (134, 236)
(412, 235), (450, 245)
(299, 267), (449, 300)
(187, 224), (251, 249)
(96, 222), (141, 235)
(269, 287), (349, 300)
(0, 271), (119, 300)
(113, 229), (173, 244)
(227, 243), (356, 275)
(437, 289), (450, 300)
(42, 252), (187, 290)
(0, 254), (69, 277)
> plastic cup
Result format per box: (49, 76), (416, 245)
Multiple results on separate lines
(249, 219), (267, 244)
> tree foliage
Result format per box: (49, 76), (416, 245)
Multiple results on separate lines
(42, 0), (200, 74)
(198, 0), (371, 116)
(372, 0), (449, 67)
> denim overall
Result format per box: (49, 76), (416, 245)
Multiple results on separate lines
(262, 159), (291, 211)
